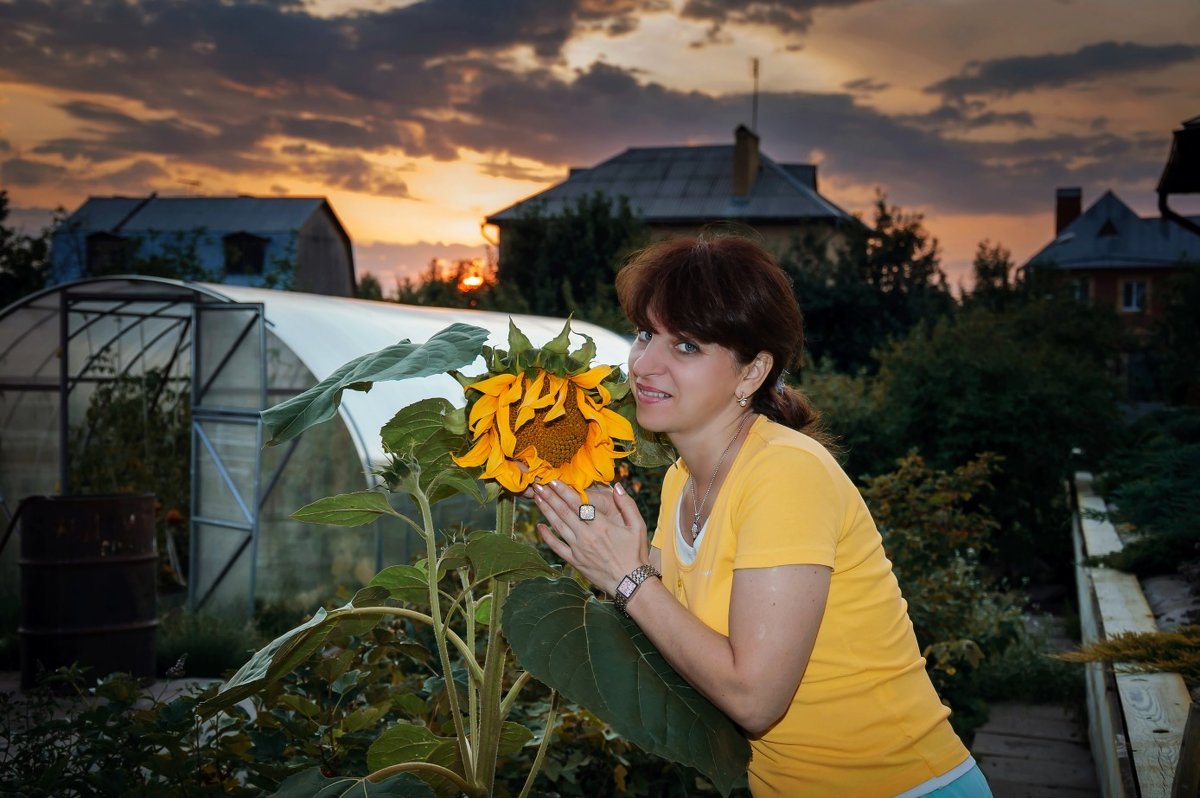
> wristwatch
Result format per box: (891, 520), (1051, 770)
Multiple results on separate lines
(613, 564), (661, 617)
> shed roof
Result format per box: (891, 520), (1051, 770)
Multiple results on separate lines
(487, 145), (852, 224)
(1027, 190), (1200, 269)
(63, 196), (334, 234)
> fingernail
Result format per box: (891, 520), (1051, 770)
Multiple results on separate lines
(614, 482), (626, 496)
(533, 484), (544, 493)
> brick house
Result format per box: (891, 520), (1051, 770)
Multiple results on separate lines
(484, 125), (856, 266)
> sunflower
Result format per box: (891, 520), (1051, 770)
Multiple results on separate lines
(451, 324), (634, 499)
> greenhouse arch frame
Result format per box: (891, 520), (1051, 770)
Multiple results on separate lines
(0, 276), (632, 617)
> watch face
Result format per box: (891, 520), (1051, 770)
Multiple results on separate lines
(616, 576), (637, 598)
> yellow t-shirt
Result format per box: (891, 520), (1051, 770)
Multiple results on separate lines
(650, 417), (969, 797)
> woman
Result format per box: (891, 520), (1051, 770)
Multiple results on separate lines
(531, 235), (991, 797)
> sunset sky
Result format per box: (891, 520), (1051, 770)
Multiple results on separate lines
(2, 0), (1198, 290)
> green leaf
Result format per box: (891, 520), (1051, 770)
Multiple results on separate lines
(473, 595), (492, 626)
(343, 702), (390, 733)
(199, 594), (390, 718)
(567, 333), (597, 374)
(502, 577), (750, 797)
(437, 542), (468, 578)
(498, 721), (535, 756)
(262, 323), (489, 446)
(507, 318), (534, 358)
(615, 401), (676, 468)
(268, 767), (433, 798)
(369, 564), (430, 604)
(292, 491), (400, 527)
(466, 531), (556, 583)
(542, 318), (572, 355)
(366, 723), (442, 773)
(381, 398), (457, 459)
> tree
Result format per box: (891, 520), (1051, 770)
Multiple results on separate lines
(965, 240), (1018, 311)
(1152, 263), (1200, 404)
(869, 296), (1122, 582)
(0, 191), (54, 309)
(497, 192), (649, 330)
(782, 192), (954, 372)
(355, 271), (385, 300)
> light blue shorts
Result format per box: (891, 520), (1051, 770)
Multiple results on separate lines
(922, 763), (992, 797)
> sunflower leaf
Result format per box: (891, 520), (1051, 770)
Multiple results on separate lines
(502, 577), (750, 797)
(466, 531), (556, 583)
(292, 491), (402, 526)
(268, 768), (433, 798)
(567, 333), (597, 374)
(368, 564), (429, 604)
(612, 402), (676, 467)
(262, 323), (489, 446)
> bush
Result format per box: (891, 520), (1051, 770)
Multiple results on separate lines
(1095, 408), (1200, 576)
(861, 452), (1025, 739)
(155, 609), (263, 679)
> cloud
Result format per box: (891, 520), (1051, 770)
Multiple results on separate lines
(1, 158), (69, 186)
(679, 0), (880, 36)
(842, 77), (889, 93)
(927, 41), (1200, 99)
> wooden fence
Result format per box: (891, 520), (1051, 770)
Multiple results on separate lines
(1072, 471), (1196, 797)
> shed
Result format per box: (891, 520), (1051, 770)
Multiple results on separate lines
(50, 195), (357, 296)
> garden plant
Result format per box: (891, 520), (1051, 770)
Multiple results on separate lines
(198, 321), (751, 797)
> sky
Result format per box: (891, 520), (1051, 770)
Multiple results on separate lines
(1, 0), (1198, 291)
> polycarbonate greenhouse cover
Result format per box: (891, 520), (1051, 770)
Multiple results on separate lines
(201, 283), (633, 475)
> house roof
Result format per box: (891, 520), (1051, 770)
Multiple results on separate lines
(62, 195), (335, 235)
(1027, 190), (1200, 270)
(486, 144), (852, 224)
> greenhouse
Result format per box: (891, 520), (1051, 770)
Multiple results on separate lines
(0, 276), (632, 618)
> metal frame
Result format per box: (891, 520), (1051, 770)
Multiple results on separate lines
(187, 302), (266, 616)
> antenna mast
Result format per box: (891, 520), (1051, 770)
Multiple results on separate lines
(752, 57), (759, 131)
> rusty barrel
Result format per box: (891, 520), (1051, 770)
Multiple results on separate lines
(19, 494), (159, 689)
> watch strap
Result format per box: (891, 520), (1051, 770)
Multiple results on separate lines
(613, 564), (661, 617)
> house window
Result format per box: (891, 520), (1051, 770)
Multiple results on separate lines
(85, 232), (132, 275)
(223, 232), (268, 275)
(1120, 279), (1146, 313)
(1070, 277), (1091, 303)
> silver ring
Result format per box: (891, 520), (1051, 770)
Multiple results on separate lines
(578, 504), (596, 521)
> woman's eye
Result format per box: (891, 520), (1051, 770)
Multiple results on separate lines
(675, 341), (699, 354)
(635, 329), (653, 342)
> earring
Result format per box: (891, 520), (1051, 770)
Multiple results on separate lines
(736, 393), (749, 408)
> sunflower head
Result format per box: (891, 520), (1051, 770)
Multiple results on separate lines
(451, 319), (636, 499)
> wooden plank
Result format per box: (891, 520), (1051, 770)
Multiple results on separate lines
(1074, 471), (1124, 557)
(1116, 672), (1192, 797)
(1172, 702), (1200, 798)
(1091, 568), (1159, 636)
(979, 715), (1087, 744)
(976, 752), (1100, 789)
(972, 730), (1093, 762)
(984, 777), (1104, 798)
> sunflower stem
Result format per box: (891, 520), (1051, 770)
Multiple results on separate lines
(474, 494), (515, 794)
(415, 485), (476, 786)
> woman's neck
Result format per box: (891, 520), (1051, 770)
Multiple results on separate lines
(672, 411), (756, 483)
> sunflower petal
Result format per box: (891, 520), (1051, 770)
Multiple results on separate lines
(571, 365), (613, 389)
(466, 373), (519, 397)
(543, 380), (570, 423)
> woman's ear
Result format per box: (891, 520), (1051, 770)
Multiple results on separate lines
(741, 352), (774, 395)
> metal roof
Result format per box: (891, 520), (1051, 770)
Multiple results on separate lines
(487, 145), (852, 224)
(64, 196), (333, 234)
(1027, 190), (1200, 270)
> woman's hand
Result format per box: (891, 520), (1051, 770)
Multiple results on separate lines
(531, 481), (649, 595)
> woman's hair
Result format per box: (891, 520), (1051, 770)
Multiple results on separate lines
(615, 234), (823, 435)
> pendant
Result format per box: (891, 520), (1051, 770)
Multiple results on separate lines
(690, 520), (700, 538)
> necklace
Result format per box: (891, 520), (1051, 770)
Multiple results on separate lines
(688, 412), (753, 540)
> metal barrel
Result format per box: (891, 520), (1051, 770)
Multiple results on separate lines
(18, 494), (159, 689)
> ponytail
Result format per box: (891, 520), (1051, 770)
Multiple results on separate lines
(754, 381), (834, 448)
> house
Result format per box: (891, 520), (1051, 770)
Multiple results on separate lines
(51, 195), (356, 296)
(1025, 187), (1200, 332)
(484, 125), (856, 265)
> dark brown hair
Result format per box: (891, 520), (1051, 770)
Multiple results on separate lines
(615, 235), (822, 435)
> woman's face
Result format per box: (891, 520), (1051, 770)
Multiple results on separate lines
(627, 316), (748, 438)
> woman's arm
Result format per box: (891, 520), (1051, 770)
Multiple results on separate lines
(533, 481), (830, 735)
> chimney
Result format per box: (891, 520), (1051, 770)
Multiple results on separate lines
(733, 125), (760, 197)
(1055, 187), (1082, 234)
